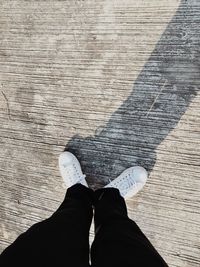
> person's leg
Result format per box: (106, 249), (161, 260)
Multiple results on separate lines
(0, 183), (93, 267)
(91, 166), (169, 267)
(1, 151), (93, 267)
(91, 187), (168, 267)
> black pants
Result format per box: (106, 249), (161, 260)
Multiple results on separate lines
(0, 184), (168, 267)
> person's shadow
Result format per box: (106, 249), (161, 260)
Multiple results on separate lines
(65, 0), (199, 189)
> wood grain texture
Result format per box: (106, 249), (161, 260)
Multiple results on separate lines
(0, 0), (200, 266)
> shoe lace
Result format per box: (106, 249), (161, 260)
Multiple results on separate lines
(121, 173), (138, 193)
(64, 162), (85, 182)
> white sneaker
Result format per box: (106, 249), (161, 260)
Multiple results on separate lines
(104, 166), (148, 199)
(59, 151), (88, 188)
